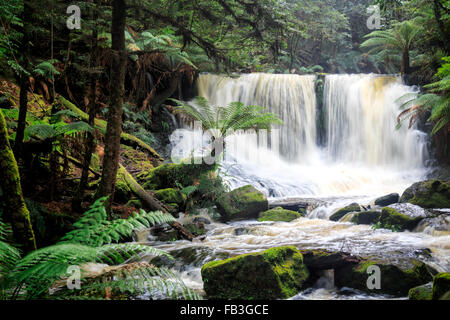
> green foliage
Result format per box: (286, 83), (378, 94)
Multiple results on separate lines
(371, 221), (402, 232)
(0, 198), (199, 300)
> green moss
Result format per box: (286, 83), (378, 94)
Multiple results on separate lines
(400, 180), (450, 208)
(215, 185), (268, 221)
(432, 273), (450, 300)
(379, 207), (422, 231)
(258, 207), (302, 222)
(350, 211), (381, 225)
(408, 283), (432, 300)
(329, 203), (360, 221)
(201, 246), (309, 299)
(114, 171), (132, 203)
(126, 199), (143, 209)
(334, 258), (433, 296)
(140, 161), (215, 190)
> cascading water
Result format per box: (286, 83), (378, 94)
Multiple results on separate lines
(171, 73), (429, 198)
(157, 73), (449, 300)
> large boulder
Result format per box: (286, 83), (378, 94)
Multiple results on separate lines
(215, 185), (268, 221)
(201, 246), (309, 299)
(329, 203), (361, 221)
(334, 259), (434, 296)
(378, 207), (423, 231)
(350, 210), (382, 225)
(432, 273), (450, 300)
(258, 207), (303, 222)
(400, 180), (450, 208)
(374, 193), (399, 206)
(408, 283), (432, 300)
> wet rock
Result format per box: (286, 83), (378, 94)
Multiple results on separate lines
(378, 207), (423, 231)
(374, 193), (399, 206)
(192, 217), (211, 225)
(432, 272), (450, 300)
(334, 258), (434, 296)
(299, 249), (361, 270)
(215, 185), (268, 222)
(184, 221), (207, 236)
(350, 210), (382, 225)
(387, 203), (434, 219)
(329, 203), (361, 221)
(400, 180), (450, 208)
(233, 227), (253, 236)
(201, 246), (309, 299)
(150, 224), (180, 242)
(414, 214), (450, 236)
(408, 283), (432, 300)
(258, 207), (303, 222)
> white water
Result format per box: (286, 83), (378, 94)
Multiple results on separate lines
(172, 73), (429, 199)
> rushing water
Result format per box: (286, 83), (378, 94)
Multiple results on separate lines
(156, 73), (449, 299)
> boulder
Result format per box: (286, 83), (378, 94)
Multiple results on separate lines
(400, 180), (450, 208)
(299, 249), (361, 270)
(350, 210), (382, 225)
(201, 246), (309, 299)
(408, 283), (432, 300)
(334, 259), (434, 296)
(258, 207), (303, 222)
(432, 272), (450, 300)
(374, 193), (399, 206)
(329, 203), (361, 221)
(215, 185), (268, 222)
(139, 162), (215, 190)
(378, 207), (423, 231)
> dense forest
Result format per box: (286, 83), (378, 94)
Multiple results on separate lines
(0, 0), (449, 301)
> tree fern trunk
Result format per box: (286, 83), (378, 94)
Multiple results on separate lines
(98, 0), (127, 213)
(0, 110), (37, 252)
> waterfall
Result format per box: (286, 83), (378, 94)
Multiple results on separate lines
(171, 73), (429, 198)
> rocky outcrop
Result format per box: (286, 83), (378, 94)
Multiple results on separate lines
(215, 185), (268, 222)
(329, 203), (361, 221)
(258, 207), (303, 222)
(408, 283), (432, 300)
(350, 210), (382, 225)
(378, 207), (423, 231)
(201, 246), (309, 299)
(334, 258), (434, 296)
(400, 180), (450, 208)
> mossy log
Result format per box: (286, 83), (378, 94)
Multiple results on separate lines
(56, 96), (162, 161)
(117, 164), (195, 241)
(0, 110), (37, 252)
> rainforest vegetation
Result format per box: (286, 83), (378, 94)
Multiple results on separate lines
(0, 0), (449, 301)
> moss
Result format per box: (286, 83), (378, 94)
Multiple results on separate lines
(334, 258), (433, 296)
(114, 170), (132, 203)
(379, 207), (422, 231)
(400, 180), (450, 208)
(126, 199), (143, 209)
(329, 203), (361, 221)
(121, 145), (153, 172)
(184, 222), (206, 236)
(215, 185), (268, 221)
(201, 246), (309, 299)
(408, 283), (432, 300)
(258, 207), (302, 222)
(140, 161), (215, 191)
(432, 273), (450, 300)
(350, 211), (381, 225)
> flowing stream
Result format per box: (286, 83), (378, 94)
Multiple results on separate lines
(146, 73), (449, 300)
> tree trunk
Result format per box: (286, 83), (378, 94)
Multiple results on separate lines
(72, 2), (99, 212)
(402, 49), (410, 76)
(98, 0), (127, 213)
(433, 0), (450, 54)
(0, 110), (36, 252)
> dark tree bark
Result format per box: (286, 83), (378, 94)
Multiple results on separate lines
(97, 0), (127, 213)
(433, 0), (450, 54)
(72, 1), (99, 212)
(0, 110), (37, 252)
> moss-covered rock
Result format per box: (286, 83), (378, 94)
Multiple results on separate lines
(184, 222), (207, 236)
(299, 249), (361, 270)
(201, 246), (309, 300)
(379, 207), (423, 231)
(408, 283), (432, 300)
(334, 259), (433, 296)
(154, 188), (187, 212)
(114, 171), (132, 203)
(350, 211), (382, 225)
(215, 185), (268, 222)
(400, 180), (450, 208)
(432, 272), (450, 300)
(329, 203), (361, 221)
(258, 207), (303, 222)
(374, 193), (399, 206)
(139, 162), (215, 190)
